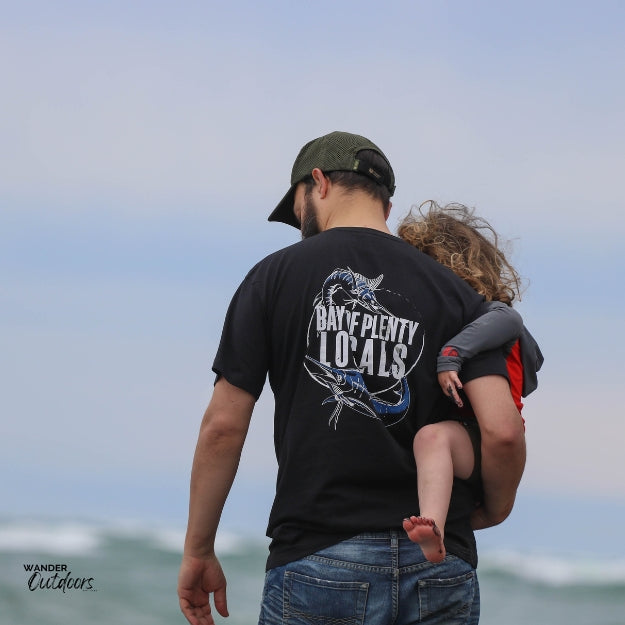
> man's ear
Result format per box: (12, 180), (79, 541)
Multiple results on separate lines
(311, 168), (329, 199)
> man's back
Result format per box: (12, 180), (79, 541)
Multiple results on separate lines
(214, 226), (488, 569)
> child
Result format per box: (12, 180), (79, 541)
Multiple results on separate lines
(397, 201), (543, 562)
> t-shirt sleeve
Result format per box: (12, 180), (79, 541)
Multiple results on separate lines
(212, 276), (269, 400)
(461, 347), (509, 384)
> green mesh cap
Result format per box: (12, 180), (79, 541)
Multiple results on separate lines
(268, 131), (396, 228)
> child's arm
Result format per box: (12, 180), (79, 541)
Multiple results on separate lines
(438, 302), (523, 407)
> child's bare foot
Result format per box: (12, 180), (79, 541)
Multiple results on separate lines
(402, 516), (446, 563)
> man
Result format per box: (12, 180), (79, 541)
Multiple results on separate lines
(177, 131), (525, 624)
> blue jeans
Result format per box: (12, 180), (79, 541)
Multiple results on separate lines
(258, 531), (479, 625)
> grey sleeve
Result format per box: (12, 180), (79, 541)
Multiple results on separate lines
(437, 301), (524, 373)
(519, 326), (544, 396)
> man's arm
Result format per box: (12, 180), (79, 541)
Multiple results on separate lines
(463, 375), (526, 529)
(178, 378), (255, 625)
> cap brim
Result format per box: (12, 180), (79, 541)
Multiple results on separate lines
(268, 185), (300, 228)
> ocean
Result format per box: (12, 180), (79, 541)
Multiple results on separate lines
(2, 517), (624, 625)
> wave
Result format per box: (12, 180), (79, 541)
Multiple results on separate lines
(479, 549), (625, 587)
(0, 519), (102, 556)
(6, 517), (623, 589)
(0, 517), (267, 557)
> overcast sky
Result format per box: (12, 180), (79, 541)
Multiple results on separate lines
(2, 1), (624, 538)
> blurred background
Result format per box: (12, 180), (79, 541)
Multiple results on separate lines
(2, 1), (624, 623)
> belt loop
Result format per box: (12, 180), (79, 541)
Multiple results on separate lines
(390, 530), (399, 569)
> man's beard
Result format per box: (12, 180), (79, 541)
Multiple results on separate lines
(300, 191), (320, 239)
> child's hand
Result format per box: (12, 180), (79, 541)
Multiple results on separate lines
(438, 371), (463, 408)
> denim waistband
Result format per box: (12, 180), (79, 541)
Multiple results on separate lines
(345, 530), (411, 540)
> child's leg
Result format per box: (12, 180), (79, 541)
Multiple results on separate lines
(403, 421), (475, 562)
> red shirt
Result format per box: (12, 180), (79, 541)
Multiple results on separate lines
(507, 339), (524, 413)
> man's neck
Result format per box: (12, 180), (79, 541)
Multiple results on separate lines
(320, 192), (392, 235)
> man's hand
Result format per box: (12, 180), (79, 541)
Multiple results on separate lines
(438, 370), (464, 408)
(178, 553), (229, 625)
(470, 503), (507, 531)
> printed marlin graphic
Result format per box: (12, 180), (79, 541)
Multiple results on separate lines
(304, 356), (410, 429)
(319, 268), (392, 315)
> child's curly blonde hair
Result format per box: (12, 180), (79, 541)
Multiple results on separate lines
(397, 201), (521, 305)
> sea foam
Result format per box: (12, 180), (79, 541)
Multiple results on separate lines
(0, 519), (102, 555)
(0, 517), (266, 558)
(480, 549), (625, 587)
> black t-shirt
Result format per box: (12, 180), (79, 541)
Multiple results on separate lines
(213, 227), (507, 570)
